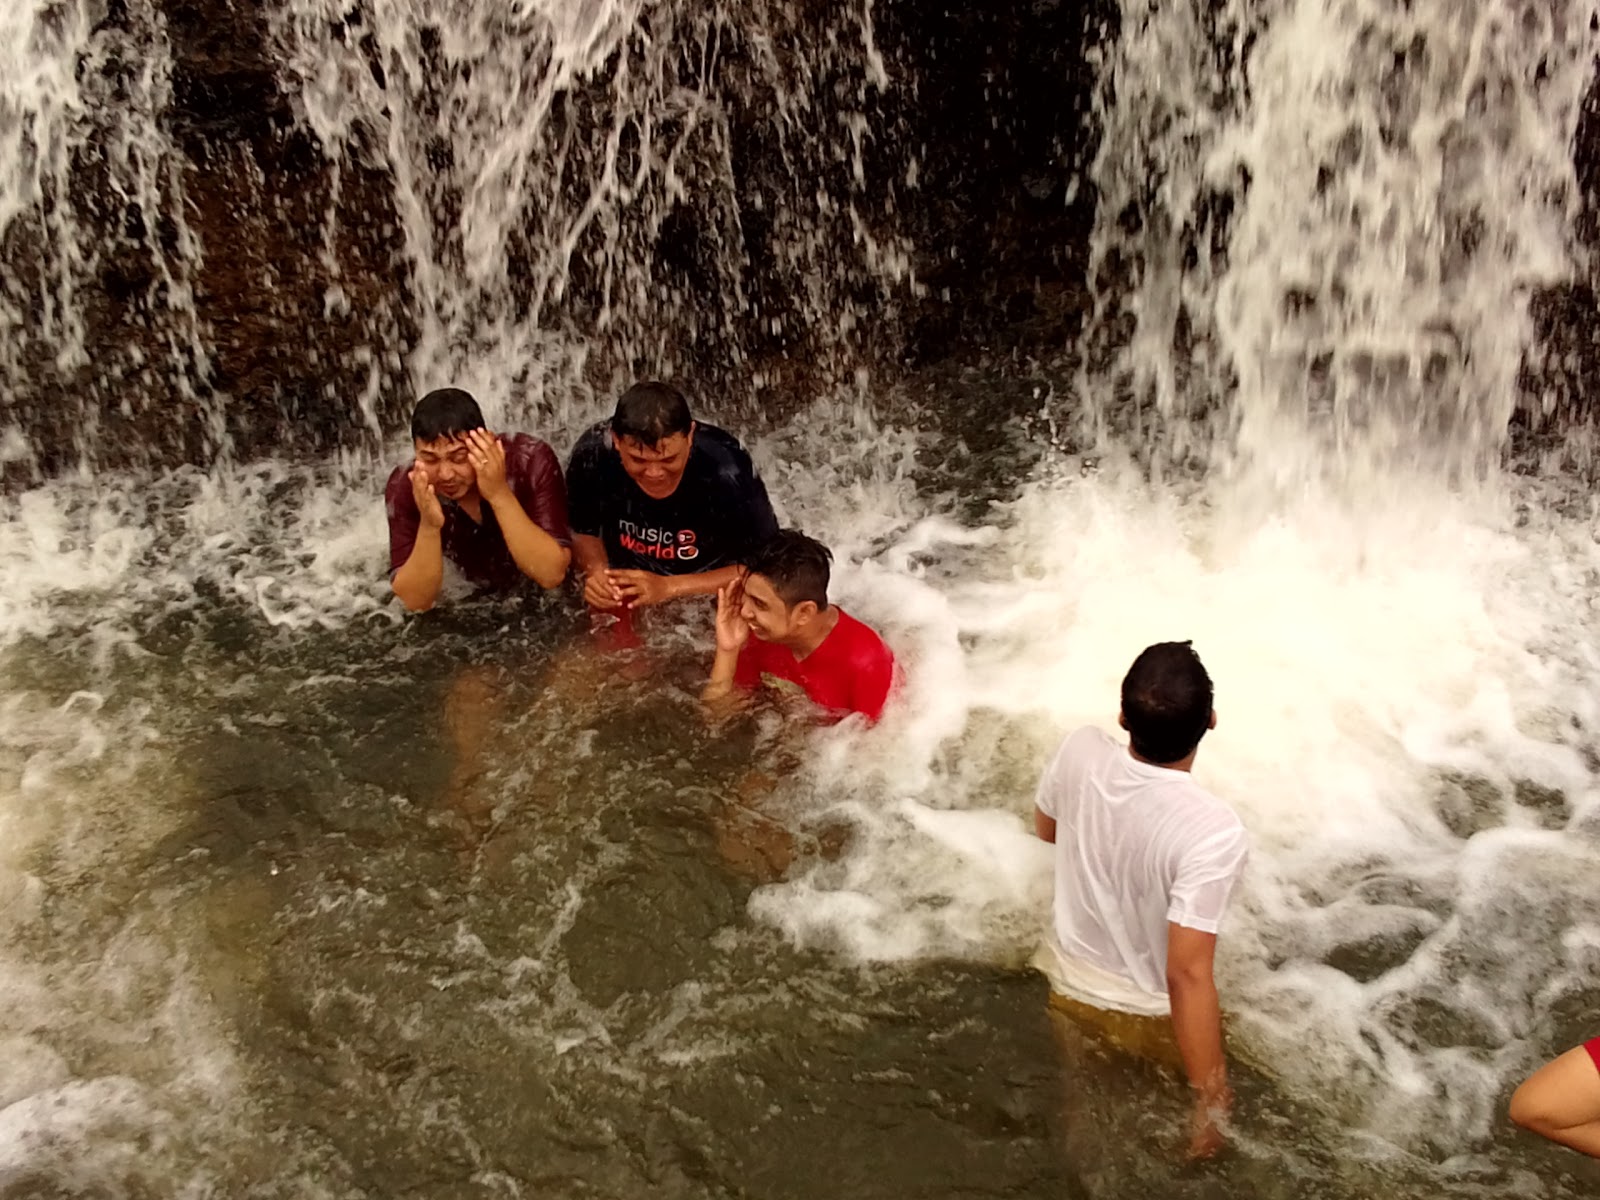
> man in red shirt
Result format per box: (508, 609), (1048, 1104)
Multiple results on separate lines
(702, 530), (896, 723)
(386, 388), (571, 611)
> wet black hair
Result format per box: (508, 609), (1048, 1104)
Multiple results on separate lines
(411, 388), (485, 442)
(1121, 641), (1214, 765)
(745, 529), (832, 610)
(611, 380), (692, 445)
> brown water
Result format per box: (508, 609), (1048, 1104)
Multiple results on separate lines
(3, 572), (1597, 1199)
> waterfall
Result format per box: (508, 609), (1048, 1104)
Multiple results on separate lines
(1082, 0), (1598, 485)
(0, 0), (916, 474)
(0, 1), (1599, 1192)
(0, 0), (212, 476)
(268, 0), (915, 426)
(2, 1), (1593, 478)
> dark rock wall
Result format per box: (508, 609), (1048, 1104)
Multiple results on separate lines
(2, 1), (1593, 476)
(871, 0), (1113, 366)
(157, 0), (415, 460)
(3, 0), (1116, 476)
(1, 0), (415, 477)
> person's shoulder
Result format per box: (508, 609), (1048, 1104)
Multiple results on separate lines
(1064, 725), (1117, 759)
(384, 463), (413, 507)
(1169, 775), (1247, 844)
(570, 420), (610, 453)
(567, 421), (613, 469)
(692, 422), (756, 476)
(834, 609), (893, 663)
(503, 430), (552, 454)
(512, 432), (569, 470)
(503, 431), (557, 465)
(1044, 725), (1118, 783)
(693, 421), (747, 452)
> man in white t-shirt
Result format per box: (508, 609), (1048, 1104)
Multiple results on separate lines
(1033, 641), (1248, 1158)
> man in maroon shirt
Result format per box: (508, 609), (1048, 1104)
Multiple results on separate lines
(386, 388), (571, 611)
(702, 530), (896, 723)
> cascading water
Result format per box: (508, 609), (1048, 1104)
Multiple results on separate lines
(1082, 0), (1597, 486)
(270, 0), (915, 418)
(0, 0), (1598, 1195)
(755, 0), (1600, 1176)
(1067, 2), (1600, 1154)
(0, 0), (213, 476)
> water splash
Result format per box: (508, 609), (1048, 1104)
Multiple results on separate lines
(1082, 0), (1598, 486)
(0, 0), (1598, 1189)
(271, 0), (916, 414)
(0, 0), (213, 477)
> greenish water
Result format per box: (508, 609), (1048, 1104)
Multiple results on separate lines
(0, 376), (1595, 1199)
(2, 585), (1595, 1199)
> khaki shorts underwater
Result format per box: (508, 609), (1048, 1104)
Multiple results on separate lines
(1044, 989), (1185, 1072)
(1031, 942), (1185, 1072)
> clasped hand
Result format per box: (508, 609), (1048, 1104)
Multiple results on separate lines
(583, 568), (677, 610)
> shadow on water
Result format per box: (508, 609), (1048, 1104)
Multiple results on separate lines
(126, 597), (1082, 1198)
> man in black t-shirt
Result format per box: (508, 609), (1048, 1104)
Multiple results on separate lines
(566, 381), (778, 616)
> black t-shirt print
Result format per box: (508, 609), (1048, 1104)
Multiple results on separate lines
(565, 421), (779, 575)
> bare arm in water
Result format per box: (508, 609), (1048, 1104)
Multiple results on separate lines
(1167, 923), (1231, 1160)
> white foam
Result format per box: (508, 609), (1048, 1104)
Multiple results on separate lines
(0, 0), (1592, 1177)
(1084, 0), (1596, 482)
(743, 453), (1600, 1154)
(0, 335), (1592, 1172)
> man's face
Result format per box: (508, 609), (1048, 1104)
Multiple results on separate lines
(614, 425), (694, 500)
(739, 572), (799, 643)
(414, 434), (477, 501)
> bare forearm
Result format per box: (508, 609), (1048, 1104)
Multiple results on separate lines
(663, 565), (744, 601)
(489, 494), (570, 588)
(1168, 971), (1228, 1098)
(703, 647), (743, 705)
(392, 528), (444, 612)
(573, 534), (609, 577)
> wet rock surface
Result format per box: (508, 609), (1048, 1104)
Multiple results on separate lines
(3, 0), (1114, 474)
(2, 1), (1595, 475)
(1516, 58), (1600, 469)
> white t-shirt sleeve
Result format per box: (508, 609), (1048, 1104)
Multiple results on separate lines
(1166, 822), (1249, 933)
(1034, 728), (1092, 819)
(1036, 742), (1062, 825)
(1035, 756), (1059, 819)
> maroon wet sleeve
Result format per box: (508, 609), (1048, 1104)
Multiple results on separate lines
(385, 465), (420, 575)
(508, 436), (571, 546)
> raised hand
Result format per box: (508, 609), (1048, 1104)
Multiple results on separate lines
(466, 428), (509, 502)
(410, 461), (445, 530)
(714, 577), (751, 654)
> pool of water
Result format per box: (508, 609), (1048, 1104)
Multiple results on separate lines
(2, 380), (1598, 1198)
